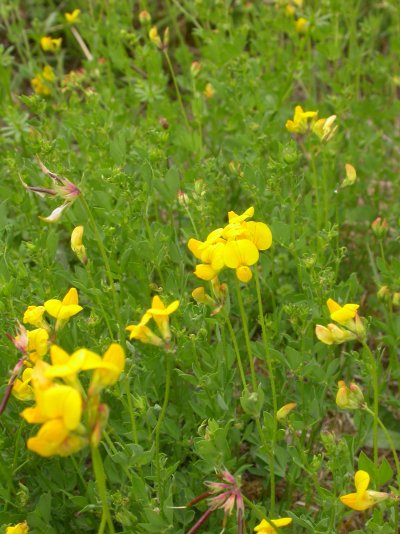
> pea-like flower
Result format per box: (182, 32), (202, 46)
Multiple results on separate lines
(44, 288), (83, 330)
(65, 9), (81, 23)
(40, 36), (62, 52)
(254, 517), (293, 533)
(188, 207), (272, 285)
(285, 105), (317, 134)
(6, 522), (29, 534)
(71, 225), (88, 264)
(286, 105), (337, 142)
(126, 295), (179, 347)
(336, 381), (365, 410)
(31, 65), (55, 96)
(277, 402), (297, 421)
(340, 470), (388, 511)
(315, 298), (365, 345)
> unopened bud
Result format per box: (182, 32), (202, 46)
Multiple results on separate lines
(371, 217), (389, 238)
(149, 26), (162, 48)
(203, 83), (215, 99)
(192, 287), (215, 306)
(336, 380), (365, 410)
(377, 285), (391, 302)
(71, 225), (88, 265)
(190, 61), (201, 77)
(177, 190), (190, 207)
(139, 10), (151, 24)
(277, 402), (297, 421)
(392, 292), (400, 307)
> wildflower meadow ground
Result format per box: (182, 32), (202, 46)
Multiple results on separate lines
(1, 1), (400, 533)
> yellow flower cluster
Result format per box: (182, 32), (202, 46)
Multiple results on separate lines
(188, 207), (272, 283)
(40, 36), (62, 53)
(126, 295), (179, 347)
(315, 298), (365, 345)
(65, 9), (80, 24)
(286, 105), (337, 142)
(31, 65), (55, 96)
(20, 343), (125, 457)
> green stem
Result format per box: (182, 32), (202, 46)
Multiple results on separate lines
(91, 445), (115, 534)
(155, 354), (173, 510)
(86, 262), (114, 338)
(223, 310), (247, 391)
(254, 268), (277, 514)
(234, 278), (257, 391)
(80, 196), (125, 348)
(364, 406), (400, 482)
(362, 342), (379, 469)
(163, 49), (191, 130)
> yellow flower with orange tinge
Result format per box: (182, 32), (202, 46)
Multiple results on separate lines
(336, 381), (365, 410)
(65, 9), (81, 24)
(340, 470), (388, 511)
(40, 36), (62, 52)
(286, 105), (337, 143)
(277, 402), (297, 421)
(71, 225), (87, 264)
(126, 295), (180, 346)
(295, 17), (309, 33)
(315, 298), (365, 345)
(203, 83), (215, 98)
(6, 522), (29, 534)
(254, 517), (292, 533)
(188, 207), (272, 284)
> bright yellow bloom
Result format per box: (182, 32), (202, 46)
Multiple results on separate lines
(23, 305), (46, 327)
(223, 239), (259, 282)
(326, 298), (359, 324)
(277, 402), (297, 421)
(126, 322), (163, 346)
(245, 221), (273, 251)
(65, 9), (80, 23)
(12, 368), (34, 401)
(142, 295), (180, 341)
(27, 328), (49, 363)
(40, 36), (62, 52)
(149, 26), (162, 47)
(340, 470), (388, 511)
(27, 418), (87, 457)
(336, 381), (364, 410)
(71, 225), (87, 264)
(42, 65), (55, 82)
(90, 343), (125, 391)
(342, 163), (357, 188)
(286, 105), (317, 134)
(6, 522), (29, 534)
(295, 17), (309, 33)
(44, 288), (83, 327)
(254, 517), (292, 533)
(228, 207), (255, 224)
(312, 115), (337, 142)
(315, 323), (356, 345)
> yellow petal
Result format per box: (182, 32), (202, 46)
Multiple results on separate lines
(62, 288), (79, 306)
(188, 238), (203, 259)
(326, 298), (341, 314)
(194, 264), (219, 280)
(223, 240), (259, 268)
(236, 266), (253, 282)
(354, 470), (370, 493)
(228, 207), (254, 223)
(246, 221), (272, 251)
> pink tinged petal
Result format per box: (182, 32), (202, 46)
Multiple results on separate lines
(221, 469), (237, 484)
(222, 494), (236, 515)
(39, 201), (70, 223)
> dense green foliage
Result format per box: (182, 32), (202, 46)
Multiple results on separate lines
(1, 1), (400, 532)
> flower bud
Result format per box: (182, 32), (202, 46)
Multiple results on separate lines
(192, 287), (216, 307)
(336, 380), (365, 410)
(371, 217), (389, 238)
(190, 61), (201, 77)
(377, 285), (391, 302)
(203, 83), (215, 99)
(139, 10), (151, 24)
(71, 225), (88, 265)
(149, 26), (162, 48)
(277, 402), (297, 421)
(392, 292), (400, 307)
(315, 323), (356, 345)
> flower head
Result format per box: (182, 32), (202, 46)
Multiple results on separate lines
(254, 517), (293, 533)
(336, 381), (365, 410)
(65, 9), (80, 23)
(285, 105), (317, 134)
(286, 105), (337, 142)
(71, 225), (88, 264)
(295, 17), (309, 33)
(6, 522), (29, 534)
(315, 323), (357, 345)
(326, 298), (359, 324)
(12, 368), (34, 402)
(23, 305), (46, 328)
(44, 287), (83, 329)
(312, 115), (337, 142)
(340, 470), (388, 511)
(40, 36), (62, 52)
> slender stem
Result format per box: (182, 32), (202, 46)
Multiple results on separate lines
(223, 310), (247, 391)
(364, 407), (400, 482)
(234, 279), (257, 391)
(362, 341), (379, 469)
(71, 26), (94, 61)
(86, 262), (114, 338)
(91, 445), (115, 534)
(163, 49), (191, 130)
(254, 269), (277, 514)
(155, 354), (173, 509)
(80, 196), (125, 348)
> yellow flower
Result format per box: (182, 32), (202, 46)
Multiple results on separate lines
(23, 305), (46, 328)
(126, 322), (164, 346)
(286, 105), (317, 134)
(12, 368), (34, 401)
(326, 298), (359, 324)
(192, 287), (216, 306)
(341, 163), (357, 188)
(31, 76), (51, 96)
(42, 65), (55, 82)
(44, 288), (83, 328)
(340, 470), (388, 511)
(26, 418), (87, 457)
(27, 328), (49, 363)
(149, 26), (162, 48)
(71, 225), (87, 264)
(336, 381), (365, 410)
(312, 115), (337, 142)
(204, 83), (215, 98)
(65, 9), (81, 23)
(143, 295), (180, 341)
(90, 343), (125, 391)
(40, 36), (62, 52)
(277, 402), (297, 421)
(315, 323), (356, 345)
(254, 517), (292, 533)
(223, 239), (259, 282)
(295, 17), (309, 33)
(6, 522), (29, 534)
(245, 221), (273, 251)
